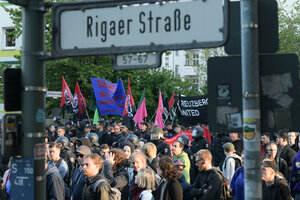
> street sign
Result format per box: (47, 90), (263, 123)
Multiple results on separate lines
(111, 52), (162, 70)
(46, 91), (61, 99)
(11, 158), (35, 200)
(52, 0), (229, 58)
(208, 54), (300, 133)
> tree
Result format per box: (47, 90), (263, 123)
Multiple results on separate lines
(277, 0), (300, 61)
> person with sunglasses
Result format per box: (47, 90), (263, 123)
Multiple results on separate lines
(70, 145), (92, 200)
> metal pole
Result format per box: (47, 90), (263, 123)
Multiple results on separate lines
(240, 0), (261, 200)
(22, 0), (46, 199)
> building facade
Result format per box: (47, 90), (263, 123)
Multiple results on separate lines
(0, 1), (21, 65)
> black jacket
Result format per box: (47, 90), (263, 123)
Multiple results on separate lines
(147, 157), (159, 173)
(280, 144), (297, 180)
(262, 175), (292, 200)
(155, 179), (183, 200)
(46, 163), (65, 200)
(280, 145), (296, 168)
(70, 166), (86, 200)
(212, 134), (231, 168)
(102, 160), (129, 200)
(190, 137), (211, 154)
(82, 174), (110, 200)
(190, 168), (222, 200)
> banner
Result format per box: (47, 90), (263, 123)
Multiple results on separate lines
(177, 95), (208, 127)
(165, 131), (193, 155)
(91, 78), (126, 116)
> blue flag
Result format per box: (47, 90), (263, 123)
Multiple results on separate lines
(90, 78), (126, 116)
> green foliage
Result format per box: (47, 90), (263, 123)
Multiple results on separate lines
(277, 0), (300, 60)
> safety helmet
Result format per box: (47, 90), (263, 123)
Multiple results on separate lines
(192, 126), (204, 139)
(55, 136), (69, 149)
(86, 133), (99, 146)
(150, 127), (164, 141)
(127, 134), (139, 146)
(178, 135), (190, 147)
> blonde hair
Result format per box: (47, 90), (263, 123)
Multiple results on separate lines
(136, 168), (155, 191)
(195, 149), (212, 162)
(142, 142), (157, 158)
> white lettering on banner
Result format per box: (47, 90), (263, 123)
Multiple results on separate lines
(181, 109), (200, 116)
(181, 98), (208, 108)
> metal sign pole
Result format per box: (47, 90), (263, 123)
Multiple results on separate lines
(21, 0), (46, 199)
(240, 0), (262, 199)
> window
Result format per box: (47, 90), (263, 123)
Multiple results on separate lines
(185, 54), (191, 66)
(185, 53), (200, 66)
(4, 28), (15, 48)
(175, 65), (179, 77)
(165, 56), (169, 66)
(193, 54), (199, 65)
(186, 75), (199, 90)
(175, 50), (179, 56)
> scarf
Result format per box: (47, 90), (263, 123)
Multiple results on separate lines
(130, 185), (146, 200)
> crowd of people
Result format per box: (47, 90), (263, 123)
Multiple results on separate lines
(0, 117), (300, 200)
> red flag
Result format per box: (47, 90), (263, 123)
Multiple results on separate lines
(133, 98), (147, 129)
(60, 76), (73, 107)
(154, 89), (164, 129)
(74, 82), (86, 117)
(123, 77), (136, 116)
(168, 92), (175, 110)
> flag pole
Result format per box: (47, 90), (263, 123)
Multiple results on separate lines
(164, 110), (172, 124)
(149, 110), (157, 123)
(85, 109), (92, 125)
(171, 106), (177, 126)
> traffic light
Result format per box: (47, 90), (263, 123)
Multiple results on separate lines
(2, 114), (22, 157)
(3, 68), (22, 111)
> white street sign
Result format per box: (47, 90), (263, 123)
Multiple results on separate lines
(112, 52), (162, 70)
(52, 0), (228, 57)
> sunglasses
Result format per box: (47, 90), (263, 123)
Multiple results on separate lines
(76, 154), (84, 158)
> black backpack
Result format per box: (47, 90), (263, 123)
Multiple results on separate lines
(224, 156), (242, 171)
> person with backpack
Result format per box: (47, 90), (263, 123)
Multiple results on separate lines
(222, 142), (242, 182)
(82, 153), (110, 200)
(191, 149), (223, 200)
